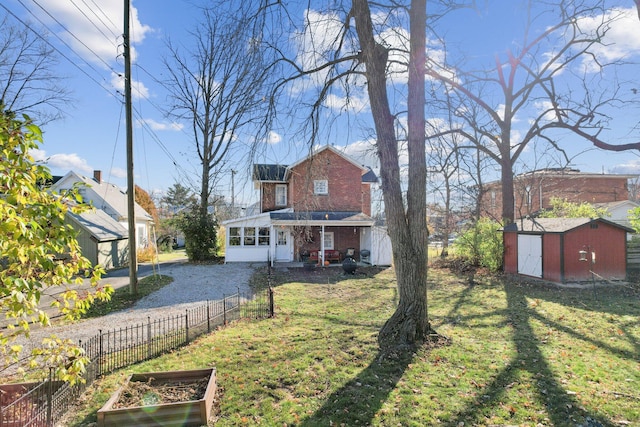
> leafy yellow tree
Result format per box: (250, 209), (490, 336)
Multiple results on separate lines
(538, 197), (610, 219)
(0, 108), (112, 382)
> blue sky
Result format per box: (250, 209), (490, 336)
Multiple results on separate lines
(3, 0), (640, 208)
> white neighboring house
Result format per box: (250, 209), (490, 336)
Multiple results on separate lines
(594, 200), (639, 239)
(51, 170), (154, 250)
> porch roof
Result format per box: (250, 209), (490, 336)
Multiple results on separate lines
(270, 211), (375, 227)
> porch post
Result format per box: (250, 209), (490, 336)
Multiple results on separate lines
(270, 225), (275, 266)
(320, 225), (325, 265)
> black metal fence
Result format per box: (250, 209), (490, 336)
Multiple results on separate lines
(0, 287), (274, 427)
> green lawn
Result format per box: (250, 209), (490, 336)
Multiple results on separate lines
(156, 248), (188, 262)
(65, 265), (640, 426)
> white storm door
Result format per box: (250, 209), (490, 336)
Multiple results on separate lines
(275, 229), (291, 261)
(518, 234), (542, 278)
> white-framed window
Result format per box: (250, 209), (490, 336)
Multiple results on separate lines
(258, 227), (270, 245)
(229, 227), (241, 246)
(137, 225), (147, 247)
(275, 184), (287, 206)
(314, 179), (328, 195)
(244, 227), (256, 246)
(323, 232), (334, 250)
(277, 230), (287, 245)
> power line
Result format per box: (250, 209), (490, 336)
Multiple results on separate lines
(0, 2), (114, 97)
(80, 0), (119, 40)
(69, 0), (118, 49)
(28, 0), (119, 74)
(3, 1), (224, 192)
(87, 0), (119, 37)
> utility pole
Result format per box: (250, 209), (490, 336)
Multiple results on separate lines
(124, 0), (138, 294)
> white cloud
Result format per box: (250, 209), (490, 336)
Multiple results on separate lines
(532, 100), (558, 122)
(324, 93), (368, 113)
(30, 1), (152, 68)
(138, 118), (183, 132)
(110, 167), (127, 179)
(267, 131), (282, 145)
(579, 7), (640, 65)
(610, 158), (640, 174)
(294, 10), (345, 75)
(341, 140), (379, 170)
(30, 149), (92, 173)
(111, 72), (150, 99)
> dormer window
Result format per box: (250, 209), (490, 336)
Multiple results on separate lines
(314, 179), (328, 195)
(275, 184), (287, 206)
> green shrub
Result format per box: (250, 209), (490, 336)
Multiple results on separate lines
(455, 218), (503, 272)
(630, 206), (640, 234)
(173, 209), (218, 261)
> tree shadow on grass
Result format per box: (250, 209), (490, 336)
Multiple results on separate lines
(445, 281), (617, 426)
(298, 350), (413, 426)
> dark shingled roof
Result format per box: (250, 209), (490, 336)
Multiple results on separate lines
(362, 167), (378, 183)
(508, 217), (634, 233)
(270, 211), (373, 222)
(253, 164), (288, 181)
(253, 163), (378, 183)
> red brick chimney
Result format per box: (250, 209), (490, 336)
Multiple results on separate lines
(93, 170), (102, 183)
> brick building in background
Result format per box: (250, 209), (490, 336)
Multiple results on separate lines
(480, 168), (638, 220)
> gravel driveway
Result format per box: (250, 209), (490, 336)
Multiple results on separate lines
(9, 262), (257, 371)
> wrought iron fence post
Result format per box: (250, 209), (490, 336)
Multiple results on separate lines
(147, 317), (152, 360)
(185, 310), (189, 343)
(98, 330), (103, 377)
(47, 367), (53, 426)
(223, 295), (227, 325)
(269, 286), (275, 318)
(206, 300), (211, 333)
(237, 288), (241, 320)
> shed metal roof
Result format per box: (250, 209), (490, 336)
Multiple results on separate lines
(68, 208), (128, 242)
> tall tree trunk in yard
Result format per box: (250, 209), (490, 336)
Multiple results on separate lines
(352, 0), (437, 351)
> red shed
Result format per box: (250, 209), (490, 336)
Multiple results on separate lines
(502, 218), (632, 283)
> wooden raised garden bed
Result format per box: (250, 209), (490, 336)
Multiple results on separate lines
(97, 368), (217, 427)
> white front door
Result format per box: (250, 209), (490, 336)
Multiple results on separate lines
(275, 229), (291, 261)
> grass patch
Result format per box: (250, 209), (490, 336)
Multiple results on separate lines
(157, 248), (188, 263)
(80, 274), (174, 318)
(64, 266), (640, 426)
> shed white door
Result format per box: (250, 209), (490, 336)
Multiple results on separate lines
(518, 234), (542, 278)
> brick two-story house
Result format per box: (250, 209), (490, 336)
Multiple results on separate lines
(223, 146), (392, 265)
(480, 168), (637, 220)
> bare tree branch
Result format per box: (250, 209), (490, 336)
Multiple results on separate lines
(0, 15), (71, 123)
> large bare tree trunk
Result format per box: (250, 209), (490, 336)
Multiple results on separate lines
(352, 0), (436, 351)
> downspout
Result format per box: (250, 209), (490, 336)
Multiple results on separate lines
(260, 183), (264, 213)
